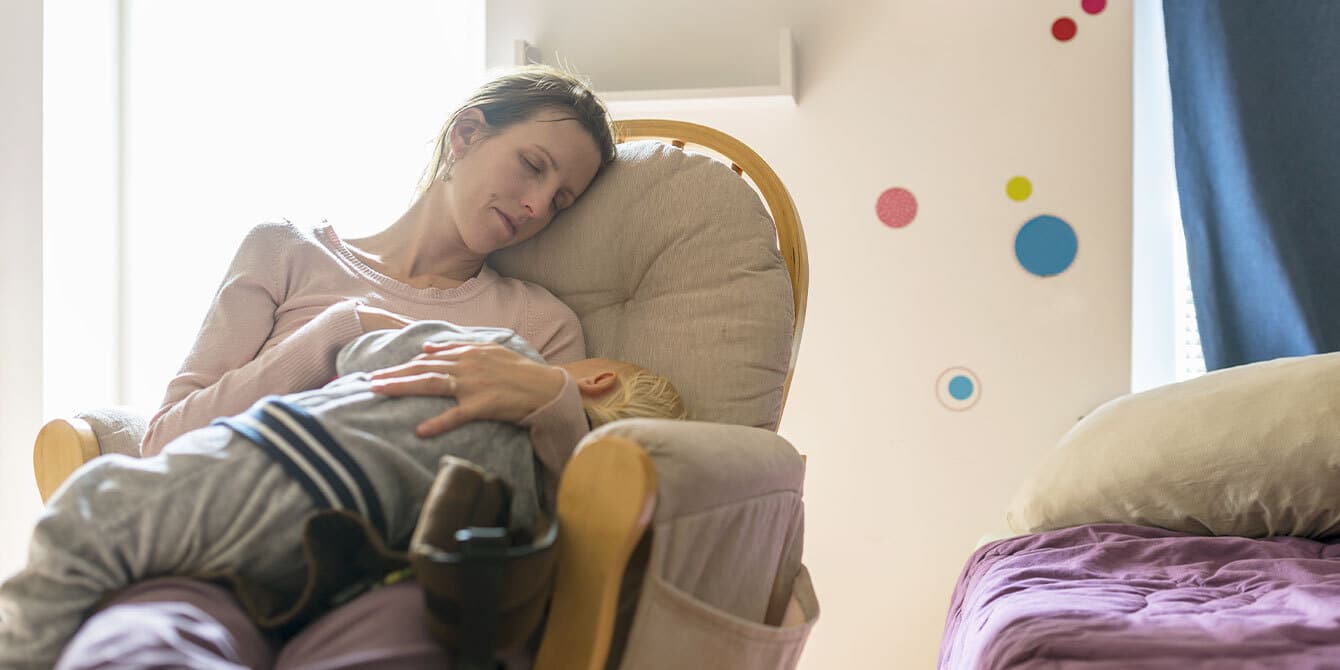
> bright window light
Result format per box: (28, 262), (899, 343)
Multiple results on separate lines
(45, 1), (484, 416)
(1132, 0), (1205, 392)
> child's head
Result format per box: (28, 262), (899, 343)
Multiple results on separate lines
(557, 358), (688, 428)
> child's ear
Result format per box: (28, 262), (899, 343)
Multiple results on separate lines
(448, 108), (487, 158)
(576, 371), (619, 398)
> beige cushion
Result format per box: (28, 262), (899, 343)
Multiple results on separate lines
(1007, 351), (1340, 538)
(77, 407), (149, 458)
(492, 140), (794, 430)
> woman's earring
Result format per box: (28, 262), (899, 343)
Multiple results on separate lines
(442, 155), (456, 181)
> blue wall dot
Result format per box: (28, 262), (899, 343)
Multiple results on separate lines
(937, 367), (982, 411)
(1015, 215), (1078, 277)
(948, 375), (974, 400)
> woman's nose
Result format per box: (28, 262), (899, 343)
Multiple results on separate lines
(523, 189), (555, 219)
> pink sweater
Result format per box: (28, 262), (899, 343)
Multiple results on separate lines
(142, 221), (589, 489)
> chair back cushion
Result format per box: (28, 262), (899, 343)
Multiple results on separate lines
(492, 140), (794, 430)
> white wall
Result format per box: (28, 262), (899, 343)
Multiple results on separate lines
(0, 0), (45, 579)
(487, 0), (817, 92)
(493, 1), (1133, 666)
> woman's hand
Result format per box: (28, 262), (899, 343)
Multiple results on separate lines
(368, 342), (567, 437)
(356, 305), (414, 333)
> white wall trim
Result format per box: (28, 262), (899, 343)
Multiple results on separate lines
(115, 0), (130, 404)
(0, 0), (45, 578)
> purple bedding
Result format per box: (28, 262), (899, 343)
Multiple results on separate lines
(939, 523), (1340, 669)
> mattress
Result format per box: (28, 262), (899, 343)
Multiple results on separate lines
(939, 523), (1340, 669)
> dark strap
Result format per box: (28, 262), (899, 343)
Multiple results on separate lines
(455, 527), (510, 670)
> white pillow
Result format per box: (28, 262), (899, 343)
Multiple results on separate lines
(1008, 351), (1340, 538)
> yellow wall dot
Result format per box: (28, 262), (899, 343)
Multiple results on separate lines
(1006, 176), (1033, 201)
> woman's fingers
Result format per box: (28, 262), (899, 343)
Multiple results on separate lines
(368, 359), (457, 381)
(356, 305), (416, 333)
(370, 372), (457, 397)
(421, 341), (473, 353)
(416, 405), (473, 437)
(370, 343), (564, 432)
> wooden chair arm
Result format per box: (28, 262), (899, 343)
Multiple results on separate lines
(535, 424), (808, 669)
(34, 417), (102, 503)
(535, 435), (656, 670)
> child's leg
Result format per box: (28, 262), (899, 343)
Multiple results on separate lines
(0, 426), (313, 669)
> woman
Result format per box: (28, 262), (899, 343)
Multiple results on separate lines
(52, 65), (618, 669)
(140, 64), (616, 464)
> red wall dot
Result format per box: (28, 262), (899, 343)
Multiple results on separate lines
(1052, 17), (1077, 41)
(876, 188), (918, 229)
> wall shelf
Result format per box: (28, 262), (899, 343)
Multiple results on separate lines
(513, 27), (795, 113)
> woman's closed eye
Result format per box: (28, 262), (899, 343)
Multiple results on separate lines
(521, 153), (570, 213)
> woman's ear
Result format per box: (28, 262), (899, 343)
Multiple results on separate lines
(448, 108), (488, 159)
(575, 371), (619, 398)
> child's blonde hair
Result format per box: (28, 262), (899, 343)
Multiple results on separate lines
(583, 368), (688, 428)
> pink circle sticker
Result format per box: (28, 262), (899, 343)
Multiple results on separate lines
(1082, 0), (1106, 15)
(876, 187), (918, 228)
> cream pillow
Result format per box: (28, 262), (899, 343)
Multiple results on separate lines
(1007, 351), (1340, 538)
(491, 140), (795, 431)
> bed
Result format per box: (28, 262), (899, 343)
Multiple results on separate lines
(940, 524), (1340, 668)
(938, 351), (1340, 669)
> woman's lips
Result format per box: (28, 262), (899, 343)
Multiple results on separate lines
(495, 208), (517, 236)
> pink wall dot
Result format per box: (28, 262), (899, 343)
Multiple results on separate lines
(876, 187), (918, 228)
(1052, 17), (1077, 41)
(1082, 0), (1106, 15)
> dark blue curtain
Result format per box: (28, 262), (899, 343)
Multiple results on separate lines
(1163, 1), (1340, 370)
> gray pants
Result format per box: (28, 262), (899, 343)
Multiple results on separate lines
(0, 321), (547, 669)
(0, 428), (313, 669)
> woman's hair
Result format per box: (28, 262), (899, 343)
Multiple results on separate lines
(584, 368), (689, 428)
(417, 64), (618, 196)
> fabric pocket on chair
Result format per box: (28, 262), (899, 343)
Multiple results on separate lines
(617, 565), (819, 670)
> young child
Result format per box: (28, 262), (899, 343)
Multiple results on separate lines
(0, 321), (686, 669)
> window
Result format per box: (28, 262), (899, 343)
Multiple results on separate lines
(1171, 214), (1207, 381)
(1131, 0), (1205, 393)
(44, 0), (483, 416)
(43, 0), (119, 418)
